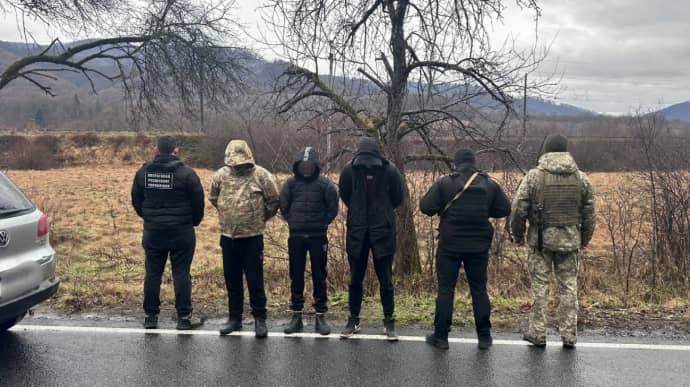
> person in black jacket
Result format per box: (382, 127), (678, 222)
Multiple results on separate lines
(338, 137), (404, 341)
(420, 149), (511, 350)
(131, 136), (206, 330)
(280, 147), (339, 335)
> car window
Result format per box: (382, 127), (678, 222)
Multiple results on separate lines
(0, 172), (34, 216)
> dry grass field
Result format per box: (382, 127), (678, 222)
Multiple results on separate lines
(2, 132), (688, 330)
(6, 163), (689, 331)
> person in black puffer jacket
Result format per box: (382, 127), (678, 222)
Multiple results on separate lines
(131, 136), (206, 331)
(420, 148), (511, 350)
(279, 146), (338, 335)
(338, 137), (404, 341)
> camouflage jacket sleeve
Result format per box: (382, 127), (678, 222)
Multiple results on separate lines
(258, 168), (280, 221)
(509, 170), (537, 242)
(579, 172), (596, 247)
(209, 169), (223, 208)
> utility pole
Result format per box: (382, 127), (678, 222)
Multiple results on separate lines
(522, 73), (528, 139)
(326, 42), (334, 172)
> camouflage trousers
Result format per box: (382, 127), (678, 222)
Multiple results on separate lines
(527, 248), (580, 343)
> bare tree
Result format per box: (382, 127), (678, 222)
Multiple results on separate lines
(0, 0), (250, 123)
(265, 0), (547, 275)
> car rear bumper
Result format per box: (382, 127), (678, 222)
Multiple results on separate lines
(0, 278), (60, 322)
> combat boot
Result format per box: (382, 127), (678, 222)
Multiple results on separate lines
(283, 312), (304, 334)
(523, 333), (546, 348)
(340, 316), (361, 339)
(314, 313), (331, 335)
(383, 315), (398, 342)
(143, 314), (158, 329)
(425, 334), (450, 350)
(220, 319), (242, 335)
(255, 318), (268, 338)
(176, 313), (206, 330)
(478, 335), (493, 350)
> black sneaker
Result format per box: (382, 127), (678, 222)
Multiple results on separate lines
(143, 314), (158, 329)
(176, 313), (206, 330)
(220, 319), (242, 335)
(340, 317), (361, 339)
(383, 317), (398, 342)
(314, 313), (331, 336)
(563, 340), (576, 349)
(425, 334), (450, 350)
(523, 334), (546, 348)
(478, 335), (493, 350)
(284, 312), (304, 334)
(255, 318), (268, 339)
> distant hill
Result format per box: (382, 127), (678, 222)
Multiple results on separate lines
(515, 97), (594, 117)
(0, 39), (594, 123)
(656, 101), (690, 123)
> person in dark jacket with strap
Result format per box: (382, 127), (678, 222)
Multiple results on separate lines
(338, 137), (404, 341)
(280, 146), (339, 335)
(420, 149), (511, 350)
(131, 135), (206, 330)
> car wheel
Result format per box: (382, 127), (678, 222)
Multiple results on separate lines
(0, 312), (27, 332)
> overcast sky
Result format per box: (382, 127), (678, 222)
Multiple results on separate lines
(0, 0), (687, 114)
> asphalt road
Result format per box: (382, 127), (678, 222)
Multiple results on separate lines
(1, 322), (689, 387)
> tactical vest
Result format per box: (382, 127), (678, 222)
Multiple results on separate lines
(141, 161), (194, 227)
(442, 175), (489, 226)
(538, 171), (582, 227)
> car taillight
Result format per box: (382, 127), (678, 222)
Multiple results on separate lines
(37, 214), (50, 238)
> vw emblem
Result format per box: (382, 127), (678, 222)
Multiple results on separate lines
(0, 230), (9, 248)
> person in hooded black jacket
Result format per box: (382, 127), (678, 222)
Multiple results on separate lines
(420, 148), (511, 350)
(338, 137), (404, 341)
(279, 147), (339, 335)
(131, 136), (206, 331)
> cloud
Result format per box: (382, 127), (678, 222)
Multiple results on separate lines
(501, 0), (690, 113)
(1, 1), (687, 114)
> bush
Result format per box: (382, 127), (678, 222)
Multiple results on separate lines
(10, 143), (63, 170)
(70, 133), (100, 147)
(106, 135), (132, 152)
(0, 135), (64, 170)
(33, 135), (62, 154)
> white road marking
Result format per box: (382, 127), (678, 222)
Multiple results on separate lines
(10, 324), (690, 351)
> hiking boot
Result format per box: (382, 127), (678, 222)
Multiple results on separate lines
(284, 312), (304, 334)
(383, 316), (398, 342)
(143, 314), (158, 329)
(219, 319), (242, 335)
(425, 334), (450, 350)
(314, 313), (331, 336)
(176, 313), (206, 330)
(340, 316), (361, 339)
(562, 339), (576, 349)
(523, 334), (546, 348)
(255, 318), (268, 339)
(478, 335), (493, 350)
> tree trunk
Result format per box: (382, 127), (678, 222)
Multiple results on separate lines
(389, 145), (422, 275)
(382, 1), (420, 275)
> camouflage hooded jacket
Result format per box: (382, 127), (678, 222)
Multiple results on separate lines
(510, 152), (596, 252)
(209, 140), (280, 238)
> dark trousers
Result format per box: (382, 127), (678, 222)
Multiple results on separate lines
(434, 250), (491, 339)
(288, 235), (329, 313)
(221, 235), (267, 320)
(348, 236), (395, 318)
(143, 228), (195, 317)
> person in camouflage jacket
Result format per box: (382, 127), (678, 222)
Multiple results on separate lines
(209, 140), (280, 338)
(510, 134), (596, 349)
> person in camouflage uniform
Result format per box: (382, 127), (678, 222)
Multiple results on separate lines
(209, 140), (280, 338)
(510, 134), (596, 349)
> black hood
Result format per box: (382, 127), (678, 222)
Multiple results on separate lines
(151, 154), (183, 171)
(353, 137), (384, 168)
(293, 146), (321, 180)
